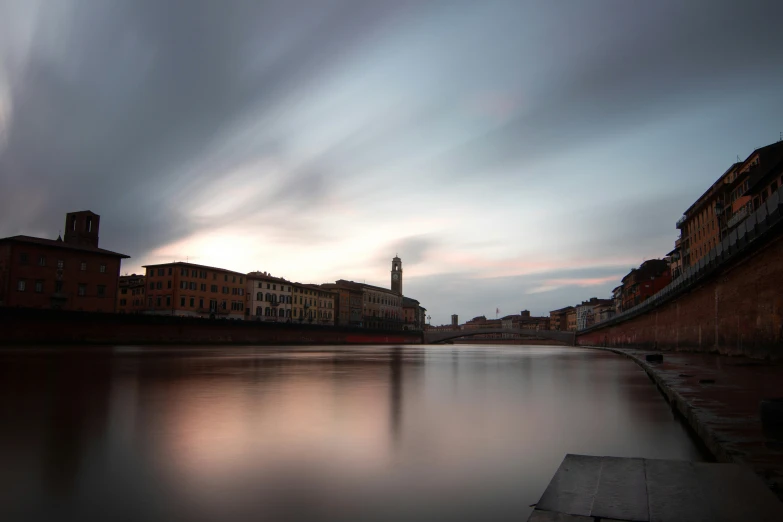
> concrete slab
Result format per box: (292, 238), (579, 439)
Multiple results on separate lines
(592, 456), (648, 521)
(535, 454), (602, 516)
(526, 511), (593, 521)
(531, 455), (783, 522)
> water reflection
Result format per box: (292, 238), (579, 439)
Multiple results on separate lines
(0, 345), (707, 521)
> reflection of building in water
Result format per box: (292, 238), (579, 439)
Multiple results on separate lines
(41, 352), (113, 495)
(389, 347), (403, 443)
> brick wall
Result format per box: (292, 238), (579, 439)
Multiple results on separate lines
(577, 233), (783, 359)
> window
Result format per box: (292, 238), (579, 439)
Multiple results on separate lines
(224, 275), (228, 282)
(57, 259), (64, 269)
(156, 282), (162, 290)
(232, 276), (236, 283)
(211, 285), (218, 292)
(121, 288), (128, 295)
(120, 299), (127, 306)
(166, 296), (171, 306)
(148, 297), (153, 307)
(257, 292), (262, 300)
(17, 279), (26, 291)
(157, 297), (162, 307)
(190, 282), (196, 290)
(80, 262), (87, 271)
(222, 286), (229, 294)
(38, 256), (46, 266)
(78, 284), (86, 296)
(240, 277), (243, 284)
(267, 283), (270, 289)
(180, 297), (186, 306)
(190, 297), (195, 307)
(55, 281), (63, 293)
(200, 283), (206, 291)
(192, 269), (197, 277)
(273, 284), (276, 290)
(199, 298), (204, 308)
(158, 268), (165, 276)
(168, 267), (173, 275)
(19, 253), (29, 265)
(97, 285), (106, 297)
(167, 281), (172, 289)
(232, 288), (237, 295)
(100, 264), (106, 273)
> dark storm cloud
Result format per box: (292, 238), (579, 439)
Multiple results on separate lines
(0, 0), (411, 255)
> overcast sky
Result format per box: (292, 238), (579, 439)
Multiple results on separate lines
(2, 0), (783, 323)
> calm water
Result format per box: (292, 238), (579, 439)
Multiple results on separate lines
(0, 345), (707, 521)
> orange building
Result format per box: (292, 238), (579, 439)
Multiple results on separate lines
(0, 211), (128, 312)
(117, 274), (146, 313)
(142, 262), (246, 319)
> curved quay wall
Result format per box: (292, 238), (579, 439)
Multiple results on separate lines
(577, 191), (783, 359)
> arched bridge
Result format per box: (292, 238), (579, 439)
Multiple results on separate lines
(424, 328), (575, 345)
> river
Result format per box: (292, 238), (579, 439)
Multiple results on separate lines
(0, 344), (707, 521)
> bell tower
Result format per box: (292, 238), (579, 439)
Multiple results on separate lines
(391, 255), (402, 295)
(64, 210), (100, 248)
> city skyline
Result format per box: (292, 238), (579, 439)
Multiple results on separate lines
(2, 1), (783, 323)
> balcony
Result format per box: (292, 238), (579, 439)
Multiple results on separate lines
(676, 215), (687, 229)
(727, 205), (750, 229)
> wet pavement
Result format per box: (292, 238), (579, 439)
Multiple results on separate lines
(528, 454), (783, 522)
(588, 347), (783, 503)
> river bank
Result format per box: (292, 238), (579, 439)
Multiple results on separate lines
(585, 346), (783, 502)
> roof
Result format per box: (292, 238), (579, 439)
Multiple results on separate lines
(402, 296), (420, 307)
(681, 162), (742, 219)
(247, 271), (291, 284)
(0, 235), (129, 258)
(142, 261), (243, 275)
(334, 279), (398, 295)
(549, 306), (574, 314)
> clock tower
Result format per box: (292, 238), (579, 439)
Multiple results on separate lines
(391, 256), (402, 295)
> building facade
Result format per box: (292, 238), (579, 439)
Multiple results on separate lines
(143, 262), (246, 318)
(0, 211), (128, 312)
(402, 296), (426, 330)
(322, 281), (364, 326)
(549, 306), (573, 331)
(117, 274), (146, 313)
(619, 259), (671, 311)
(247, 272), (292, 321)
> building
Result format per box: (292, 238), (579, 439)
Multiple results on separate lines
(549, 306), (573, 331)
(464, 315), (503, 339)
(246, 272), (292, 321)
(117, 274), (146, 313)
(403, 296), (426, 330)
(575, 297), (613, 330)
(0, 211), (129, 312)
(725, 140), (783, 234)
(142, 262), (246, 318)
(307, 284), (336, 325)
(670, 140), (783, 271)
(565, 308), (577, 331)
(593, 302), (615, 324)
(675, 163), (741, 269)
(321, 280), (364, 326)
(619, 259), (671, 311)
(451, 314), (458, 327)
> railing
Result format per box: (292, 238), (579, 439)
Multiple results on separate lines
(676, 215), (687, 229)
(727, 205), (750, 229)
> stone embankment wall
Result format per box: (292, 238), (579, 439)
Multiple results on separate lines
(0, 308), (422, 345)
(577, 229), (783, 359)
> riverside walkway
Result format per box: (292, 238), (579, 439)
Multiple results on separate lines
(590, 347), (783, 501)
(528, 347), (783, 520)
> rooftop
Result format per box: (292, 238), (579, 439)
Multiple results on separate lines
(142, 260), (243, 275)
(0, 235), (129, 258)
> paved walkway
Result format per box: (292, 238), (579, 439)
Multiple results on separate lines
(588, 347), (783, 503)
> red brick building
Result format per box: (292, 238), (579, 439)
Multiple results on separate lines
(0, 211), (129, 312)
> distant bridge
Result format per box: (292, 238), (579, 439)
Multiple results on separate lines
(424, 328), (575, 345)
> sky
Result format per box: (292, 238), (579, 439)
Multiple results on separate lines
(1, 0), (783, 324)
